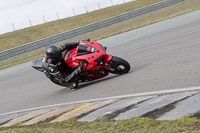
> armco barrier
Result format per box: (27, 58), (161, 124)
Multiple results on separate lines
(0, 0), (184, 61)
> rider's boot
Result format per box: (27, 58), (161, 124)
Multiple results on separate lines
(67, 79), (78, 91)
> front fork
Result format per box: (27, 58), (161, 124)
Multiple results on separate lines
(102, 54), (113, 70)
(103, 54), (119, 73)
(103, 54), (113, 63)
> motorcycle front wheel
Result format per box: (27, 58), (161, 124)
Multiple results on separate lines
(108, 56), (130, 74)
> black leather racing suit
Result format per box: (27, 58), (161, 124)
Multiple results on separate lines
(42, 41), (82, 86)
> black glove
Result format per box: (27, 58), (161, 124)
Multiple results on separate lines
(64, 60), (87, 83)
(65, 70), (78, 83)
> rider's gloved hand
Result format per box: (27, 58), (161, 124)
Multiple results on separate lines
(64, 60), (87, 83)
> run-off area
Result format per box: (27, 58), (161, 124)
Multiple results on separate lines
(1, 90), (200, 127)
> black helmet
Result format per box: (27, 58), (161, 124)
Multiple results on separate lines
(45, 44), (61, 63)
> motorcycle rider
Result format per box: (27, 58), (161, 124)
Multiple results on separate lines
(42, 39), (90, 90)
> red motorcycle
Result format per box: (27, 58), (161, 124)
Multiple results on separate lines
(32, 41), (130, 87)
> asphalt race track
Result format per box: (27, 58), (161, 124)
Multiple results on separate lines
(1, 11), (200, 114)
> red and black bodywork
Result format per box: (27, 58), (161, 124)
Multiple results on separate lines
(32, 41), (130, 87)
(64, 41), (112, 81)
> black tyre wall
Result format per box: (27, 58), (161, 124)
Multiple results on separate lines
(109, 56), (130, 74)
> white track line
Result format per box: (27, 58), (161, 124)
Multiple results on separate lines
(1, 86), (200, 117)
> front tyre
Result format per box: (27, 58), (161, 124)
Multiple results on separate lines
(108, 56), (130, 74)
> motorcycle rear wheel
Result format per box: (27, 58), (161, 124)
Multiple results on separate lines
(108, 56), (130, 74)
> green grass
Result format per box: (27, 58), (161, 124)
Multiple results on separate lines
(1, 0), (200, 70)
(0, 0), (161, 52)
(0, 117), (200, 133)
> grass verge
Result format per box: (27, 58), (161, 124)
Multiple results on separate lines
(0, 116), (200, 133)
(1, 0), (200, 70)
(0, 0), (161, 52)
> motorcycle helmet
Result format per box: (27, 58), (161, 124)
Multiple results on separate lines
(45, 44), (61, 63)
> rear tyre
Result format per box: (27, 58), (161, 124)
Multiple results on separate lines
(108, 56), (130, 74)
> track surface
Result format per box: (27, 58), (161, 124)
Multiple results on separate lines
(1, 11), (200, 114)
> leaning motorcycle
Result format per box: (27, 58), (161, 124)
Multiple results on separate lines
(32, 41), (131, 87)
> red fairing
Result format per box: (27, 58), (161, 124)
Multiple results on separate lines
(103, 54), (112, 63)
(64, 41), (108, 70)
(76, 41), (106, 69)
(64, 48), (81, 68)
(63, 41), (113, 81)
